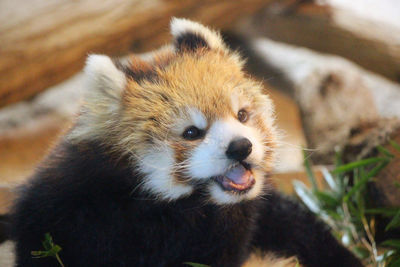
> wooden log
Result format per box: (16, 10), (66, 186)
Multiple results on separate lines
(0, 74), (83, 183)
(246, 37), (400, 206)
(250, 37), (400, 163)
(239, 0), (400, 83)
(0, 0), (272, 107)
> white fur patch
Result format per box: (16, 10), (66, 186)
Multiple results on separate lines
(230, 91), (252, 114)
(188, 107), (207, 129)
(68, 55), (127, 142)
(187, 117), (267, 204)
(172, 107), (208, 136)
(84, 54), (126, 97)
(139, 144), (193, 201)
(170, 17), (226, 51)
(188, 117), (264, 179)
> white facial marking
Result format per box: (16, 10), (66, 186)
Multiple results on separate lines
(186, 116), (268, 204)
(188, 107), (207, 129)
(187, 117), (264, 180)
(230, 91), (251, 114)
(84, 54), (126, 97)
(172, 107), (207, 136)
(139, 145), (193, 201)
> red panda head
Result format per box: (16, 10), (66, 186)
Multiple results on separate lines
(69, 18), (277, 204)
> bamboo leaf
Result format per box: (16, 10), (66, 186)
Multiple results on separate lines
(343, 160), (389, 202)
(302, 149), (318, 190)
(326, 210), (342, 221)
(42, 233), (53, 251)
(385, 210), (400, 232)
(377, 145), (395, 158)
(332, 157), (386, 174)
(365, 208), (399, 217)
(31, 251), (50, 258)
(389, 140), (400, 153)
(388, 257), (400, 267)
(321, 167), (339, 192)
(293, 180), (321, 214)
(31, 233), (64, 267)
(314, 191), (339, 209)
(381, 239), (400, 249)
(352, 246), (370, 259)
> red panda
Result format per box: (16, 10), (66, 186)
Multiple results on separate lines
(11, 18), (362, 267)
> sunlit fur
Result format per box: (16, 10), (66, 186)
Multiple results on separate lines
(69, 18), (277, 204)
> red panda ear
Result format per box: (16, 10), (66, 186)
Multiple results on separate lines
(84, 54), (126, 102)
(170, 17), (227, 52)
(68, 55), (127, 143)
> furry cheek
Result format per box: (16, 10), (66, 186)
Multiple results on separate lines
(185, 134), (230, 179)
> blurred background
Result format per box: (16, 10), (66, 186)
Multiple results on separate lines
(0, 0), (400, 266)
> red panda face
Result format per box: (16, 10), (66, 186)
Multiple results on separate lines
(70, 18), (277, 204)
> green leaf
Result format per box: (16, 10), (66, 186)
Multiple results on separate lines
(31, 251), (50, 258)
(302, 149), (318, 191)
(49, 245), (62, 255)
(184, 262), (210, 267)
(293, 180), (321, 214)
(326, 210), (342, 221)
(343, 159), (389, 202)
(347, 202), (362, 226)
(31, 233), (64, 267)
(333, 157), (387, 174)
(389, 140), (400, 153)
(314, 191), (339, 209)
(388, 257), (400, 267)
(377, 145), (395, 158)
(365, 208), (399, 217)
(352, 246), (370, 259)
(334, 149), (343, 167)
(385, 210), (400, 232)
(42, 233), (54, 251)
(321, 167), (339, 193)
(381, 239), (400, 248)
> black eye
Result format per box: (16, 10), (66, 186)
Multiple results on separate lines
(182, 126), (203, 140)
(238, 109), (248, 123)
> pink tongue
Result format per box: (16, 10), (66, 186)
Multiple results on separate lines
(225, 165), (251, 185)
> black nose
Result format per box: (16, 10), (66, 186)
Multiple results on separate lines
(226, 138), (252, 161)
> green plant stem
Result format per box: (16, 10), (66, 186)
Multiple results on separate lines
(302, 149), (318, 191)
(55, 254), (65, 267)
(361, 215), (378, 265)
(343, 202), (361, 244)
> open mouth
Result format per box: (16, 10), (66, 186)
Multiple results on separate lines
(213, 162), (255, 193)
